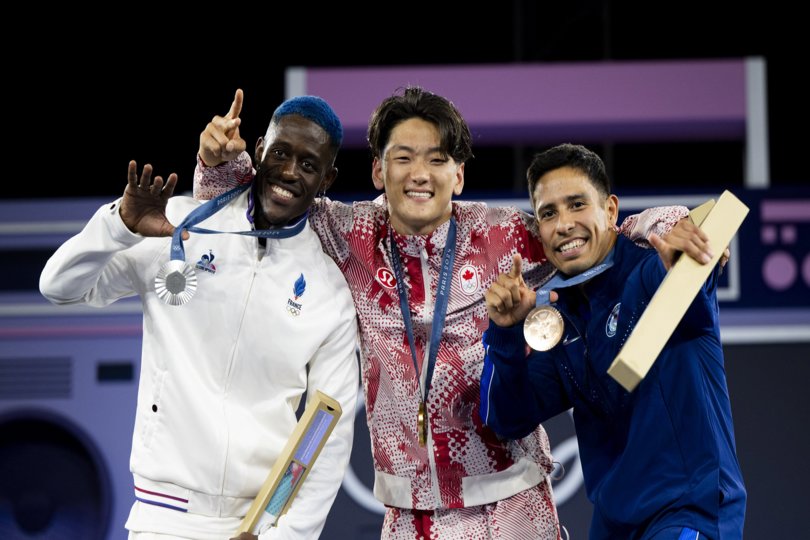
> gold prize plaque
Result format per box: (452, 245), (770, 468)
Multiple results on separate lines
(235, 391), (343, 535)
(607, 191), (749, 391)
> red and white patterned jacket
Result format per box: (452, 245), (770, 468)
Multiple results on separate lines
(195, 154), (686, 511)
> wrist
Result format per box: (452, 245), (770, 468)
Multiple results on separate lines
(197, 153), (223, 169)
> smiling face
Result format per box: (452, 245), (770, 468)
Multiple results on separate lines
(372, 117), (464, 236)
(532, 166), (619, 277)
(253, 114), (337, 228)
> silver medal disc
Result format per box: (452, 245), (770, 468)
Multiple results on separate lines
(155, 260), (197, 306)
(524, 305), (564, 351)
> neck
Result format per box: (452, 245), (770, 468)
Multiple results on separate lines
(254, 212), (305, 230)
(389, 208), (453, 236)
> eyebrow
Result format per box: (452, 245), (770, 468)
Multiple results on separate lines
(535, 192), (588, 214)
(270, 141), (324, 163)
(387, 144), (444, 155)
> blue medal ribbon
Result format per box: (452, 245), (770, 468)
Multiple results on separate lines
(389, 218), (457, 406)
(535, 249), (615, 306)
(168, 183), (309, 263)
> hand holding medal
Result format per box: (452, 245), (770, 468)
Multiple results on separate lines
(485, 253), (563, 351)
(484, 254), (540, 328)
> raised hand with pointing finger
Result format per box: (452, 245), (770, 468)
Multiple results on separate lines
(199, 88), (246, 167)
(484, 253), (538, 327)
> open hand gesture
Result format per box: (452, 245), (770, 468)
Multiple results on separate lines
(119, 160), (187, 239)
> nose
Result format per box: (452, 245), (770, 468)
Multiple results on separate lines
(409, 158), (430, 182)
(281, 159), (300, 180)
(556, 209), (575, 234)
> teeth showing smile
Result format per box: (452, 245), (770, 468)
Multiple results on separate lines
(406, 191), (432, 199)
(558, 239), (585, 253)
(271, 185), (295, 199)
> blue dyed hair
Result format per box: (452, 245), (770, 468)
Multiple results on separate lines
(268, 95), (343, 153)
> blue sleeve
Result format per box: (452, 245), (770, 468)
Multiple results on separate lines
(638, 253), (722, 332)
(480, 321), (570, 440)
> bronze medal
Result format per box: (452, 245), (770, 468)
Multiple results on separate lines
(155, 260), (197, 306)
(524, 305), (564, 351)
(417, 400), (427, 447)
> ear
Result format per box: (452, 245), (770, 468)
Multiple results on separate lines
(452, 162), (465, 196)
(606, 194), (619, 227)
(372, 157), (385, 191)
(321, 166), (338, 193)
(254, 138), (265, 164)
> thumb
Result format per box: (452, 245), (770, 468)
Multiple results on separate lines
(648, 233), (665, 255)
(649, 233), (675, 271)
(509, 253), (523, 279)
(166, 225), (189, 241)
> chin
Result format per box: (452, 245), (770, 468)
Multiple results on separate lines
(553, 258), (582, 276)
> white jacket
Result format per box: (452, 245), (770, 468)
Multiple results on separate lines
(39, 191), (359, 540)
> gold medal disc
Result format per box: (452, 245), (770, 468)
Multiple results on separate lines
(417, 401), (427, 447)
(523, 305), (564, 351)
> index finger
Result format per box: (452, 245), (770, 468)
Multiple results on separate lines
(679, 218), (709, 242)
(226, 89), (244, 120)
(508, 253), (523, 279)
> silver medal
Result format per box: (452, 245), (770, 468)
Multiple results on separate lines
(524, 305), (564, 351)
(155, 260), (197, 306)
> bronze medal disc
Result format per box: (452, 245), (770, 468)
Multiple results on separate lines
(523, 305), (564, 351)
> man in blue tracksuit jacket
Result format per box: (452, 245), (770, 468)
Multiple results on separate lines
(480, 143), (746, 539)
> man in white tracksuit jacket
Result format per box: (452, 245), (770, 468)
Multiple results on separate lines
(39, 94), (359, 540)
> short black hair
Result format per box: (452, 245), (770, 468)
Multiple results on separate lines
(367, 86), (473, 164)
(527, 143), (610, 208)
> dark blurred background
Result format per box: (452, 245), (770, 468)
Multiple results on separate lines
(7, 2), (805, 200)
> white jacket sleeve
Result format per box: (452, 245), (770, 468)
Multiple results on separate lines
(39, 199), (150, 307)
(264, 280), (360, 540)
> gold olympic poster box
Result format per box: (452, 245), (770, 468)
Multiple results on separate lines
(235, 390), (342, 535)
(607, 190), (749, 392)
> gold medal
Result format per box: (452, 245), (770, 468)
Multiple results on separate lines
(524, 305), (564, 351)
(417, 401), (427, 447)
(155, 260), (197, 306)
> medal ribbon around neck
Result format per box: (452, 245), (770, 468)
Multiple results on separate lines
(155, 183), (309, 306)
(534, 249), (615, 306)
(389, 218), (457, 446)
(525, 249), (616, 351)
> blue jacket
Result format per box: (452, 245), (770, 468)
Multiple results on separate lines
(481, 235), (746, 539)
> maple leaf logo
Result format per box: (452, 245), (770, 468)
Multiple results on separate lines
(458, 265), (480, 296)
